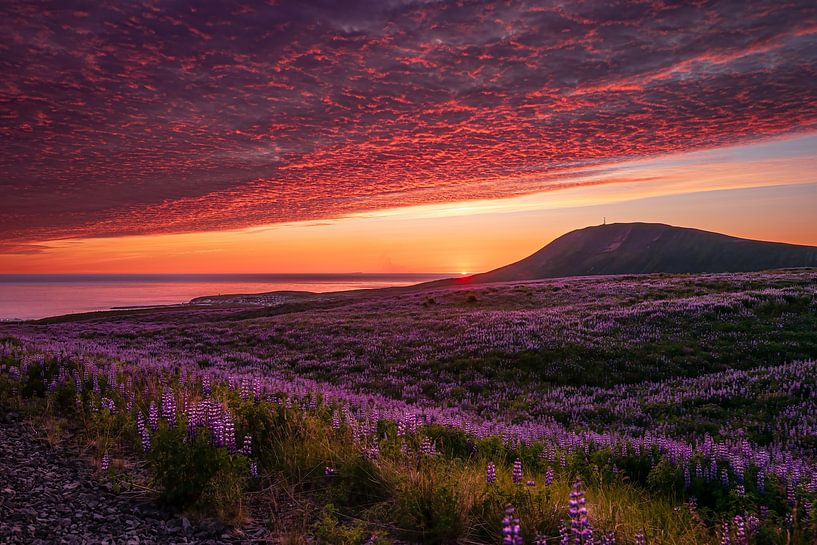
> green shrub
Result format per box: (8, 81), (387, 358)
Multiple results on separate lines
(148, 423), (247, 514)
(331, 456), (390, 510)
(312, 504), (390, 545)
(394, 478), (462, 544)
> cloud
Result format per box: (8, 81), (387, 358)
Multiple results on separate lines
(2, 0), (816, 242)
(0, 243), (51, 255)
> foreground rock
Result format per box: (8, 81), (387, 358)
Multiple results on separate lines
(0, 410), (266, 545)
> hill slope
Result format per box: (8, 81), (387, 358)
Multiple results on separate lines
(434, 222), (817, 285)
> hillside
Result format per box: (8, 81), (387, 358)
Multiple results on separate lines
(432, 222), (817, 285)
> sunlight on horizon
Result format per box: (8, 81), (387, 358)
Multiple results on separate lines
(2, 133), (817, 275)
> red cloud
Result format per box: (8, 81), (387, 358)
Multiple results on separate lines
(1, 0), (816, 242)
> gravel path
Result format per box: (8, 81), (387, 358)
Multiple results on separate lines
(0, 409), (268, 545)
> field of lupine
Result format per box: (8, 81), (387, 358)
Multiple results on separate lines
(1, 269), (817, 544)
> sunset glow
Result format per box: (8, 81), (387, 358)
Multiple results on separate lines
(2, 1), (817, 272)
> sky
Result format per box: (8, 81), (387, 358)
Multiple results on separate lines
(1, 0), (817, 273)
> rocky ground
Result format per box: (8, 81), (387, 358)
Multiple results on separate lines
(0, 409), (269, 545)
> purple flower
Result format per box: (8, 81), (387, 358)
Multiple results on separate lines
(569, 479), (592, 545)
(222, 414), (236, 451)
(487, 461), (497, 484)
(600, 531), (616, 545)
(560, 523), (570, 545)
(720, 522), (731, 545)
(136, 412), (151, 451)
(733, 515), (747, 545)
(545, 466), (554, 486)
(148, 402), (158, 431)
(241, 434), (252, 456)
(502, 503), (523, 545)
(512, 458), (523, 484)
(420, 436), (436, 456)
(161, 390), (176, 427)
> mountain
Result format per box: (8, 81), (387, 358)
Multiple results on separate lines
(431, 222), (817, 286)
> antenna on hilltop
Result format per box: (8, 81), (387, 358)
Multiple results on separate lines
(603, 216), (606, 225)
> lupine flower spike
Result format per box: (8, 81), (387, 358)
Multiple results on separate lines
(502, 503), (523, 545)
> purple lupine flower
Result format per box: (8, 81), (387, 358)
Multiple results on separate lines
(249, 461), (258, 479)
(211, 413), (224, 447)
(733, 515), (747, 545)
(560, 523), (570, 545)
(512, 458), (523, 484)
(756, 471), (765, 495)
(600, 531), (616, 545)
(161, 390), (176, 427)
(502, 503), (523, 545)
(569, 479), (592, 544)
(148, 401), (159, 431)
(720, 522), (731, 545)
(252, 377), (261, 401)
(222, 414), (236, 451)
(100, 397), (115, 412)
(487, 461), (497, 484)
(324, 466), (336, 478)
(136, 412), (151, 451)
(420, 436), (436, 456)
(141, 427), (151, 451)
(746, 514), (760, 536)
(100, 452), (110, 472)
(545, 466), (554, 486)
(241, 434), (252, 456)
(635, 530), (646, 545)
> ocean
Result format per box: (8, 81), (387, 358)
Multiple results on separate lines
(0, 273), (447, 321)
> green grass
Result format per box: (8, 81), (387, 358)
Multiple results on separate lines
(0, 367), (761, 545)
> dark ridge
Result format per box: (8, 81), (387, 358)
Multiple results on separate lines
(426, 222), (817, 287)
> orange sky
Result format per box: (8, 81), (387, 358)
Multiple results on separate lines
(2, 134), (817, 274)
